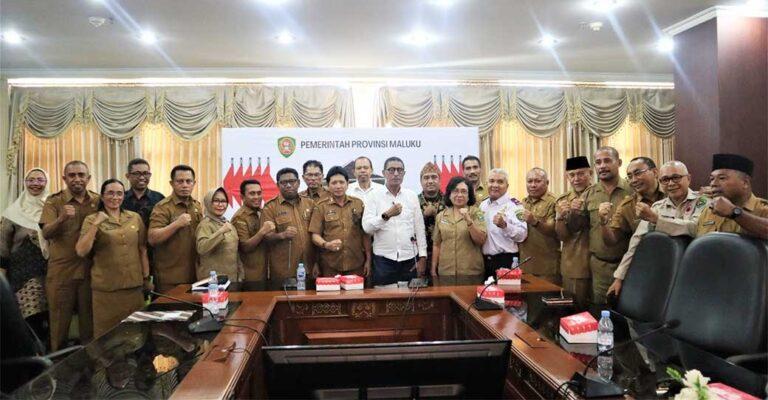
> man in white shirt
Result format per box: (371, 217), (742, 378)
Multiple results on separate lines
(346, 156), (384, 202)
(362, 157), (428, 285)
(479, 168), (528, 278)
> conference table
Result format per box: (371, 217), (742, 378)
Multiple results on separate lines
(11, 275), (765, 399)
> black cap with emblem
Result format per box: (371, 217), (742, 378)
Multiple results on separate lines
(712, 154), (754, 176)
(565, 156), (590, 171)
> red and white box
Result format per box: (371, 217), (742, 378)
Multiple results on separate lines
(316, 277), (341, 291)
(476, 285), (505, 305)
(709, 383), (760, 400)
(202, 291), (229, 312)
(559, 311), (598, 343)
(496, 268), (522, 286)
(339, 275), (364, 290)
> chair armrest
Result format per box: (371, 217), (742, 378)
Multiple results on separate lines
(726, 352), (768, 373)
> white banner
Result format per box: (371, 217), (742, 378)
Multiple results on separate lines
(221, 127), (479, 215)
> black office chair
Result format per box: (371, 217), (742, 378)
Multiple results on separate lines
(664, 233), (767, 361)
(0, 274), (82, 394)
(615, 231), (690, 323)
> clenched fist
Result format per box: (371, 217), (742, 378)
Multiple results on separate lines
(282, 226), (298, 240)
(259, 221), (276, 235)
(493, 212), (507, 229)
(598, 202), (614, 224)
(385, 203), (403, 218)
(635, 202), (657, 223)
(61, 205), (76, 220)
(174, 213), (192, 228)
(570, 197), (584, 212)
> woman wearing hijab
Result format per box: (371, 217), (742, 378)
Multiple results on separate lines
(76, 179), (149, 337)
(1, 168), (50, 339)
(195, 188), (240, 281)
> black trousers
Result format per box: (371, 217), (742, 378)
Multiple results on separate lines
(483, 252), (519, 279)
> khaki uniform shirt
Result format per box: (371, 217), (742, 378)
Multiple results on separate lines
(40, 190), (100, 281)
(308, 196), (367, 273)
(696, 194), (768, 237)
(232, 206), (267, 281)
(196, 218), (240, 281)
(609, 186), (665, 237)
(262, 195), (315, 280)
(433, 206), (487, 276)
(581, 179), (634, 262)
(519, 193), (560, 276)
(557, 189), (591, 278)
(148, 194), (202, 285)
(615, 189), (708, 280)
(474, 183), (489, 204)
(81, 210), (145, 292)
(300, 186), (331, 202)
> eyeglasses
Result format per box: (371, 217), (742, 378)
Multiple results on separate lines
(626, 168), (649, 179)
(25, 178), (47, 184)
(385, 167), (405, 175)
(129, 172), (152, 178)
(103, 191), (124, 198)
(660, 174), (687, 184)
(278, 179), (299, 186)
(212, 199), (228, 204)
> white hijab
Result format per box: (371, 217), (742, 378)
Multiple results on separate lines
(3, 168), (50, 257)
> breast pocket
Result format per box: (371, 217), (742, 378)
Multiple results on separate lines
(324, 212), (341, 227)
(276, 215), (293, 231)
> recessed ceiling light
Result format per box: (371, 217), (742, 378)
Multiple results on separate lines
(2, 30), (23, 44)
(139, 29), (157, 45)
(585, 0), (621, 12)
(588, 21), (604, 31)
(401, 29), (438, 46)
(275, 30), (295, 44)
(258, 0), (290, 5)
(538, 34), (558, 48)
(656, 37), (674, 53)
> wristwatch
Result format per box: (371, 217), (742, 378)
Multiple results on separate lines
(730, 206), (743, 219)
(381, 212), (390, 221)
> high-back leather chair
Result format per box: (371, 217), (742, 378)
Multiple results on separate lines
(616, 231), (690, 323)
(664, 233), (767, 357)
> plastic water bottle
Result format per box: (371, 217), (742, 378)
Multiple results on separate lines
(597, 310), (614, 380)
(207, 271), (219, 315)
(296, 263), (306, 290)
(511, 257), (519, 269)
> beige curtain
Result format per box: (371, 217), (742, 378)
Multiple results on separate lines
(140, 122), (222, 201)
(23, 123), (138, 195)
(599, 120), (675, 171)
(492, 120), (568, 199)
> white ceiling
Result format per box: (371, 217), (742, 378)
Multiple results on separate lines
(0, 0), (746, 81)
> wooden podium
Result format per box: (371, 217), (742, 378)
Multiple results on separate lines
(165, 276), (585, 399)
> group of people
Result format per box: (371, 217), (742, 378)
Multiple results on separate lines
(1, 148), (766, 351)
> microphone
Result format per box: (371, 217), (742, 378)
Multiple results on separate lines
(471, 256), (532, 311)
(568, 319), (680, 398)
(149, 290), (223, 334)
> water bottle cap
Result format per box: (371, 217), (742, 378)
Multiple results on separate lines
(209, 271), (216, 276)
(601, 310), (610, 317)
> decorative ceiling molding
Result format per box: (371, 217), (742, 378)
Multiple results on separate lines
(665, 6), (768, 37)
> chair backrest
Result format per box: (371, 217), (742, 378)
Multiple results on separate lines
(616, 231), (689, 323)
(664, 233), (768, 357)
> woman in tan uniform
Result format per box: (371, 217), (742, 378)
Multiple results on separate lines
(195, 188), (240, 281)
(431, 176), (487, 277)
(76, 179), (148, 337)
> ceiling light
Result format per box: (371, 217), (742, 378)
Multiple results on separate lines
(139, 30), (157, 44)
(258, 0), (290, 5)
(401, 29), (438, 46)
(538, 34), (558, 48)
(588, 21), (604, 31)
(656, 37), (674, 53)
(275, 30), (295, 44)
(2, 30), (23, 44)
(585, 0), (621, 12)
